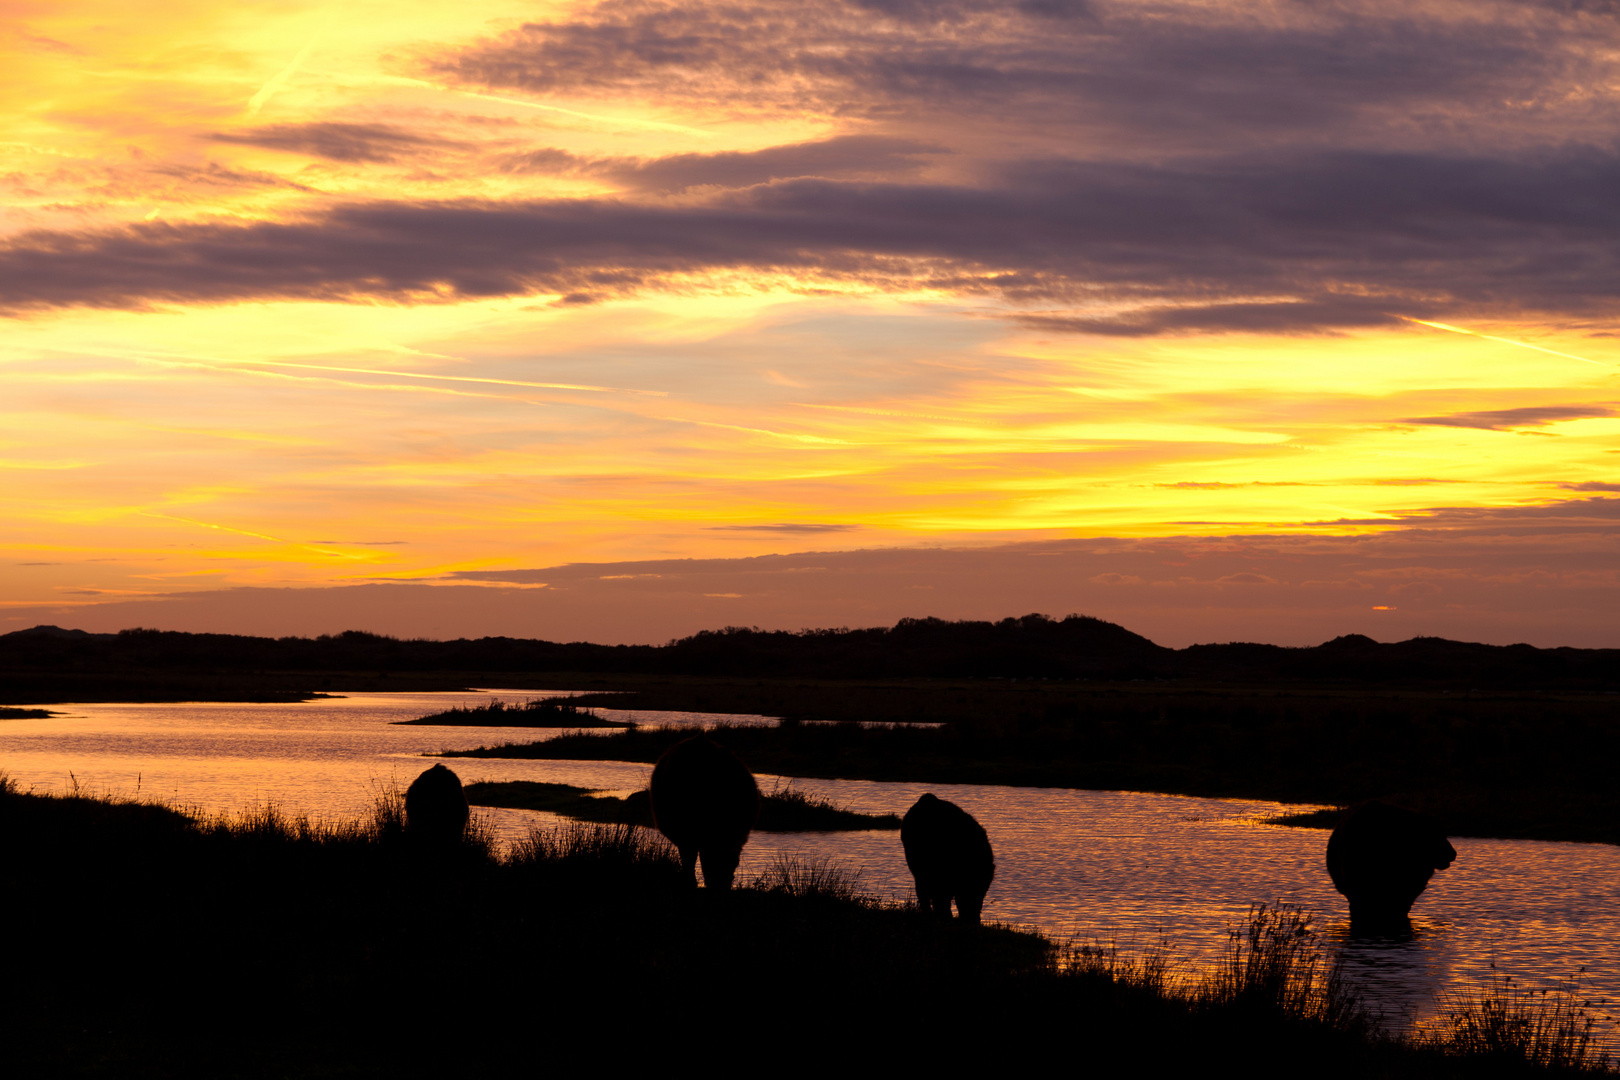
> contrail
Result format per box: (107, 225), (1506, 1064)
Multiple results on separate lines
(1402, 317), (1610, 368)
(248, 38), (320, 115)
(99, 347), (666, 397)
(137, 512), (361, 559)
(138, 357), (563, 406)
(228, 357), (668, 396)
(664, 417), (850, 444)
(796, 402), (961, 423)
(366, 75), (712, 136)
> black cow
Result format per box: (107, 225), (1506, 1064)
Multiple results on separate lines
(404, 764), (469, 846)
(649, 735), (761, 890)
(901, 794), (995, 924)
(1326, 800), (1456, 933)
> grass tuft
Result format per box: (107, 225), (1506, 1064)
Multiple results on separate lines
(748, 852), (869, 902)
(1425, 973), (1613, 1072)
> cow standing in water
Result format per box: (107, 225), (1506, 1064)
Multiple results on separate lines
(649, 735), (761, 890)
(901, 794), (995, 924)
(1327, 800), (1456, 935)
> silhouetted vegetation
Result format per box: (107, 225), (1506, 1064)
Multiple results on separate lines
(394, 695), (633, 727)
(0, 781), (1611, 1076)
(464, 778), (901, 831)
(440, 698), (1620, 846)
(9, 615), (1620, 845)
(6, 615), (1620, 704)
(0, 706), (52, 718)
(1425, 975), (1611, 1072)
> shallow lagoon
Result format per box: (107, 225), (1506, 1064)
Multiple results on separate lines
(3, 690), (1616, 1039)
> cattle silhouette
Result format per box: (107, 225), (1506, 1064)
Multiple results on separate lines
(649, 735), (760, 890)
(901, 794), (995, 923)
(404, 764), (469, 846)
(1326, 800), (1456, 933)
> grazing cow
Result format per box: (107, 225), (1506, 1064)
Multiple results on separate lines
(649, 735), (761, 890)
(405, 764), (469, 846)
(1326, 800), (1456, 934)
(901, 794), (995, 923)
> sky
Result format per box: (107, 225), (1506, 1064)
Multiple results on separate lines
(3, 0), (1619, 647)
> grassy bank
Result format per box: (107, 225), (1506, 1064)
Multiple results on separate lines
(1, 779), (1611, 1077)
(464, 778), (902, 830)
(393, 695), (633, 727)
(438, 704), (1620, 846)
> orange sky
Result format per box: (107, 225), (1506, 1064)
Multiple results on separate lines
(4, 0), (1620, 645)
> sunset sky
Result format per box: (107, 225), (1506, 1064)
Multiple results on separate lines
(4, 0), (1619, 646)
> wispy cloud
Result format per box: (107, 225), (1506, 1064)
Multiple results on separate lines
(210, 123), (467, 163)
(705, 523), (860, 533)
(1400, 405), (1617, 430)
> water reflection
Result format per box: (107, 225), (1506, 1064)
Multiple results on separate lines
(1331, 922), (1456, 1031)
(2, 691), (1617, 1045)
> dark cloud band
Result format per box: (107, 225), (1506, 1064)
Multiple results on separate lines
(5, 149), (1620, 328)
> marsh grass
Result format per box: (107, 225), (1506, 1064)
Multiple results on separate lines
(749, 852), (869, 902)
(397, 695), (632, 727)
(1059, 938), (1175, 997)
(1200, 904), (1359, 1022)
(1051, 904), (1370, 1038)
(463, 776), (901, 831)
(757, 779), (903, 830)
(1425, 974), (1613, 1072)
(509, 819), (677, 872)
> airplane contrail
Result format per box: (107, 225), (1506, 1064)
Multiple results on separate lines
(228, 357), (668, 396)
(94, 346), (666, 397)
(248, 38), (320, 115)
(665, 417), (850, 444)
(137, 512), (360, 559)
(796, 402), (961, 423)
(365, 75), (712, 136)
(1402, 317), (1610, 368)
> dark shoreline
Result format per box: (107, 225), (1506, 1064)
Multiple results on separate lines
(3, 781), (1611, 1077)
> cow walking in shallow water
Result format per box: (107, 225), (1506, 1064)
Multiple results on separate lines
(1326, 800), (1456, 934)
(901, 794), (995, 924)
(405, 764), (469, 847)
(649, 735), (760, 890)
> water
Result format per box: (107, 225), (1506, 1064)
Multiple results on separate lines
(3, 691), (1616, 1039)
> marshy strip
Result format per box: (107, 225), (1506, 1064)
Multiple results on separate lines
(439, 710), (1620, 847)
(2, 780), (1611, 1076)
(463, 779), (902, 831)
(393, 696), (633, 727)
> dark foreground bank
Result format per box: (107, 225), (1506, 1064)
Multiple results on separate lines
(0, 780), (1611, 1077)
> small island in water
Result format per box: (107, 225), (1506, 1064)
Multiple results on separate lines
(463, 778), (901, 831)
(394, 696), (634, 728)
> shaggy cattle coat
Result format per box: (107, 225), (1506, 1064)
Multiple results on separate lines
(649, 735), (760, 890)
